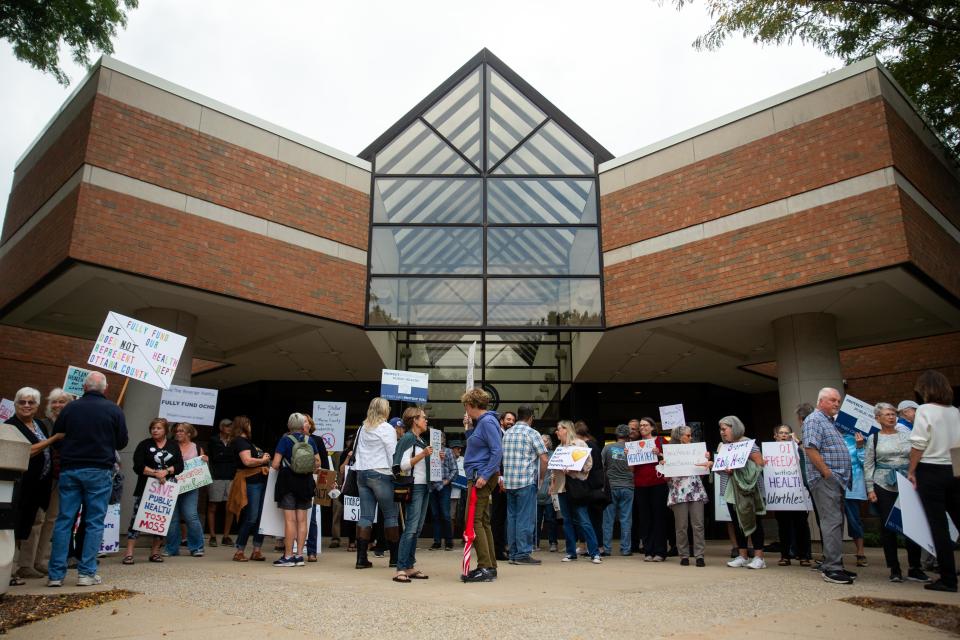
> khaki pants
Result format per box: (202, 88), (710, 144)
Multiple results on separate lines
(468, 473), (499, 569)
(671, 500), (705, 559)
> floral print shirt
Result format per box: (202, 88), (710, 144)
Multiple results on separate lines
(667, 474), (709, 506)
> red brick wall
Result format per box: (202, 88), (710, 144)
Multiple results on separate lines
(842, 333), (960, 403)
(70, 184), (367, 324)
(600, 98), (894, 251)
(900, 191), (960, 300)
(85, 96), (369, 249)
(603, 186), (908, 326)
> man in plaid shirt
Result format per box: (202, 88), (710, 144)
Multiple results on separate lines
(502, 404), (549, 565)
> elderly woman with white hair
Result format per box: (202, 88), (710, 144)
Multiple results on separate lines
(665, 425), (711, 567)
(715, 415), (766, 570)
(270, 412), (322, 567)
(4, 387), (64, 585)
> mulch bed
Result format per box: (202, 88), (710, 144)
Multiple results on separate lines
(842, 596), (960, 635)
(0, 589), (136, 634)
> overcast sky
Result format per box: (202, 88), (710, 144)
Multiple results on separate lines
(0, 0), (841, 230)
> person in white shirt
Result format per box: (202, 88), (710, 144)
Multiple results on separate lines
(352, 397), (399, 570)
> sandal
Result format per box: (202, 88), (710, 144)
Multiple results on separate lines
(250, 550), (266, 561)
(122, 555), (135, 565)
(149, 554), (164, 563)
(233, 550), (248, 562)
(778, 558), (791, 566)
(9, 576), (25, 586)
(392, 574), (411, 583)
(407, 570), (429, 579)
(799, 559), (812, 567)
(856, 555), (869, 567)
(347, 544), (356, 552)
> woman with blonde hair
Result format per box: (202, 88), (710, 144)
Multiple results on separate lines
(164, 423), (207, 557)
(550, 420), (601, 564)
(352, 397), (399, 569)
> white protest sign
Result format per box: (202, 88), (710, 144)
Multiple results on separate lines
(133, 478), (180, 536)
(896, 472), (959, 555)
(312, 506), (322, 555)
(714, 473), (731, 521)
(466, 341), (477, 391)
(836, 394), (880, 436)
(625, 439), (659, 466)
(63, 365), (93, 397)
(176, 457), (213, 494)
(429, 428), (443, 481)
(341, 467), (377, 523)
(159, 385), (218, 425)
(659, 442), (709, 477)
(257, 469), (284, 537)
(712, 440), (755, 472)
(547, 446), (591, 471)
(762, 441), (812, 511)
(380, 369), (429, 403)
(312, 401), (347, 451)
(88, 311), (186, 389)
(0, 399), (14, 423)
(659, 404), (686, 431)
(99, 503), (121, 553)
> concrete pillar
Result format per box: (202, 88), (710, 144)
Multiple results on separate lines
(772, 313), (843, 434)
(118, 308), (196, 532)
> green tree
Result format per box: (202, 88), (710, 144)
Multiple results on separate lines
(1, 0), (139, 85)
(668, 1), (960, 158)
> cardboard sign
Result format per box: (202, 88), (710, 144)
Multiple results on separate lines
(159, 385), (218, 426)
(99, 503), (121, 553)
(312, 401), (347, 451)
(547, 446), (591, 471)
(429, 428), (443, 481)
(380, 369), (429, 403)
(314, 469), (337, 506)
(625, 439), (659, 466)
(712, 440), (755, 472)
(0, 399), (13, 423)
(659, 404), (686, 431)
(714, 473), (731, 521)
(659, 442), (709, 477)
(257, 469), (284, 537)
(63, 365), (94, 397)
(835, 394), (880, 436)
(88, 311), (186, 389)
(133, 478), (180, 536)
(176, 457), (213, 494)
(762, 441), (812, 511)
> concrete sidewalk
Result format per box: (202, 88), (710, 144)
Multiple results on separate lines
(7, 542), (957, 639)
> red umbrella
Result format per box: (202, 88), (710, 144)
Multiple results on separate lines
(461, 483), (478, 578)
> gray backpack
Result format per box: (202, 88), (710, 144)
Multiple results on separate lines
(287, 434), (315, 474)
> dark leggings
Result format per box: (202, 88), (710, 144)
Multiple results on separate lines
(727, 502), (764, 550)
(774, 510), (811, 560)
(874, 485), (921, 571)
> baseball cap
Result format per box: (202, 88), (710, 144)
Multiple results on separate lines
(897, 400), (919, 412)
(389, 417), (403, 429)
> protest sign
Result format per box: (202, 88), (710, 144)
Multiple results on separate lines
(0, 399), (14, 423)
(547, 446), (591, 471)
(888, 472), (959, 555)
(714, 473), (731, 521)
(761, 441), (812, 511)
(659, 442), (709, 477)
(342, 467), (377, 522)
(160, 385), (218, 425)
(466, 341), (477, 391)
(88, 311), (186, 389)
(659, 404), (686, 431)
(380, 369), (429, 403)
(312, 401), (347, 451)
(133, 478), (179, 536)
(835, 394), (880, 436)
(712, 440), (755, 472)
(176, 457), (213, 494)
(314, 469), (337, 506)
(430, 428), (443, 481)
(100, 503), (121, 553)
(625, 439), (659, 466)
(258, 469), (284, 537)
(63, 365), (93, 397)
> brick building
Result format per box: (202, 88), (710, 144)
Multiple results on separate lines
(1, 50), (958, 520)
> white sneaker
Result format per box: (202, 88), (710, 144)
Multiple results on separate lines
(727, 556), (748, 568)
(592, 555), (602, 564)
(747, 557), (767, 570)
(47, 578), (63, 587)
(76, 574), (103, 586)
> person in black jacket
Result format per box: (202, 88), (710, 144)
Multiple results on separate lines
(205, 418), (236, 547)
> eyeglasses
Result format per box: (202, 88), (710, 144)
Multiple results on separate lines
(16, 400), (37, 406)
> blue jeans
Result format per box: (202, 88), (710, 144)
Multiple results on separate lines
(602, 486), (634, 553)
(48, 468), (112, 580)
(558, 492), (598, 558)
(536, 502), (559, 546)
(396, 484), (430, 571)
(429, 484), (452, 544)
(165, 488), (204, 554)
(235, 480), (266, 550)
(357, 470), (398, 529)
(844, 498), (865, 539)
(506, 484), (538, 560)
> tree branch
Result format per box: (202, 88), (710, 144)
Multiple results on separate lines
(806, 0), (960, 33)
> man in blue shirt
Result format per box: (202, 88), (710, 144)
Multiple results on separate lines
(461, 388), (502, 582)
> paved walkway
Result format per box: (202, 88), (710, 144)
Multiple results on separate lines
(7, 542), (956, 639)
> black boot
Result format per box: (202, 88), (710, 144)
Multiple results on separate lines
(355, 527), (372, 569)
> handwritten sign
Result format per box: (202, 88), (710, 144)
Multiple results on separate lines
(99, 503), (121, 553)
(342, 467), (377, 522)
(836, 394), (880, 436)
(659, 404), (686, 431)
(380, 369), (429, 403)
(160, 385), (218, 425)
(712, 440), (755, 472)
(547, 446), (591, 471)
(176, 457), (213, 494)
(312, 401), (347, 451)
(63, 365), (94, 397)
(88, 311), (186, 389)
(761, 441), (812, 511)
(659, 442), (709, 477)
(133, 478), (180, 536)
(257, 469), (284, 537)
(0, 399), (14, 423)
(625, 439), (659, 466)
(429, 428), (443, 481)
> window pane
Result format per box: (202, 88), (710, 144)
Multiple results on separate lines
(487, 279), (602, 327)
(487, 179), (596, 224)
(486, 68), (546, 170)
(376, 121), (477, 175)
(487, 228), (600, 275)
(494, 121), (594, 175)
(369, 278), (483, 326)
(371, 227), (482, 275)
(424, 68), (482, 168)
(374, 178), (482, 224)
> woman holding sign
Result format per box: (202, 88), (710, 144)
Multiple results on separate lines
(771, 425), (812, 567)
(716, 416), (767, 570)
(633, 417), (669, 562)
(665, 426), (710, 567)
(392, 407), (434, 582)
(164, 423), (207, 558)
(550, 420), (602, 564)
